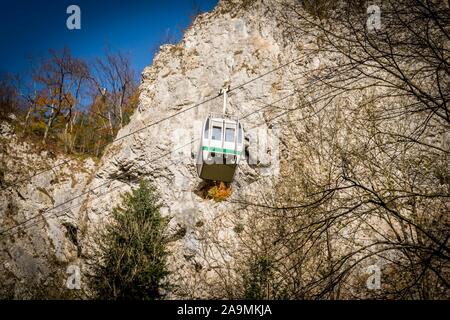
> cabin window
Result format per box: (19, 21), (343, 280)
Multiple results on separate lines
(212, 126), (222, 140)
(225, 128), (235, 142)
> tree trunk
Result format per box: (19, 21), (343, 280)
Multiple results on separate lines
(43, 106), (56, 144)
(108, 111), (114, 137)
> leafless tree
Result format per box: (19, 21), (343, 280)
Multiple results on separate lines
(33, 47), (89, 145)
(196, 0), (450, 300)
(90, 48), (137, 136)
(0, 74), (21, 119)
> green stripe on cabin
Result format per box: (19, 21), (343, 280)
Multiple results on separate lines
(201, 146), (242, 155)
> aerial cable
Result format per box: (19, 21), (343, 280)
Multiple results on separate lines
(0, 56), (305, 192)
(0, 91), (298, 238)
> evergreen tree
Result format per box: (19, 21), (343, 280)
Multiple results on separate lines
(243, 256), (273, 299)
(90, 180), (171, 299)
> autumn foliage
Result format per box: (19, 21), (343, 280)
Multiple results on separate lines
(206, 181), (232, 202)
(0, 47), (139, 157)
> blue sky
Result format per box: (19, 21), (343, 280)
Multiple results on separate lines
(0, 0), (218, 76)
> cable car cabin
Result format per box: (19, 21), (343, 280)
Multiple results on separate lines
(197, 113), (244, 182)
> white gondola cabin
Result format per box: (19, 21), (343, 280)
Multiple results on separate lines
(196, 86), (244, 182)
(196, 113), (244, 182)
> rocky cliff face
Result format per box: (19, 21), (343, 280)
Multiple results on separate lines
(2, 0), (448, 299)
(1, 0), (300, 298)
(0, 121), (96, 298)
(79, 0), (304, 298)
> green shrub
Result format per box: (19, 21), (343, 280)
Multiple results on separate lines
(90, 180), (171, 300)
(30, 121), (47, 135)
(243, 256), (273, 300)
